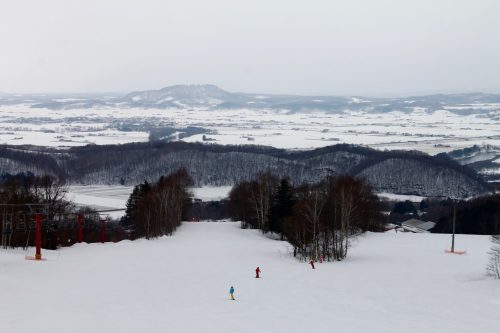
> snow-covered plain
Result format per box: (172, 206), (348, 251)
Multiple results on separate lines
(0, 105), (498, 154)
(377, 192), (427, 202)
(191, 186), (232, 201)
(0, 222), (498, 333)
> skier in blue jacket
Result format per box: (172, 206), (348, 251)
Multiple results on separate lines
(229, 286), (235, 300)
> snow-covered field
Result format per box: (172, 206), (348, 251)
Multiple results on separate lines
(0, 222), (498, 333)
(191, 186), (232, 201)
(377, 192), (427, 202)
(1, 105), (498, 154)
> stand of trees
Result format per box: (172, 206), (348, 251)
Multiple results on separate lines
(121, 168), (193, 239)
(0, 173), (117, 249)
(186, 200), (230, 221)
(229, 173), (385, 261)
(1, 169), (194, 249)
(0, 173), (70, 214)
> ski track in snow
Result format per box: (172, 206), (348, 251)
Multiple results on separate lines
(0, 222), (498, 333)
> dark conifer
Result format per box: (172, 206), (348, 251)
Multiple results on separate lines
(268, 179), (295, 237)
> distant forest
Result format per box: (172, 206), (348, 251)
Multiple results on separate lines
(0, 142), (491, 198)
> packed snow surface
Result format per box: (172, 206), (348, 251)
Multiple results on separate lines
(0, 222), (498, 333)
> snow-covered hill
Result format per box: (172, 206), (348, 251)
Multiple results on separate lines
(2, 85), (500, 116)
(0, 222), (498, 333)
(1, 143), (489, 197)
(124, 84), (234, 108)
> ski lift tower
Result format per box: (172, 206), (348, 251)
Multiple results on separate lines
(445, 199), (466, 255)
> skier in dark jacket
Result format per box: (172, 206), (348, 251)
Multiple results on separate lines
(229, 286), (235, 300)
(255, 266), (261, 278)
(310, 259), (315, 269)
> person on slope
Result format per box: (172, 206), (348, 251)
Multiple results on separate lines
(229, 286), (235, 300)
(255, 266), (261, 278)
(310, 259), (315, 269)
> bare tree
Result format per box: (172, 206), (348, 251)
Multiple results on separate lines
(487, 235), (500, 279)
(131, 168), (193, 239)
(295, 183), (327, 260)
(33, 175), (71, 217)
(228, 182), (254, 228)
(248, 172), (278, 232)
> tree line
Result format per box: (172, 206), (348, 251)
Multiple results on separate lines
(0, 172), (70, 215)
(1, 168), (194, 249)
(121, 168), (193, 239)
(0, 173), (123, 249)
(228, 172), (385, 261)
(388, 194), (500, 235)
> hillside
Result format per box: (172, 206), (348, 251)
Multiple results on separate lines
(0, 143), (489, 197)
(0, 222), (497, 333)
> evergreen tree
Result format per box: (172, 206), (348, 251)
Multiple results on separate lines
(121, 185), (139, 227)
(392, 200), (417, 215)
(419, 199), (429, 210)
(268, 179), (295, 236)
(121, 181), (150, 227)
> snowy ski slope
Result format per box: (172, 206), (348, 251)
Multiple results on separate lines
(0, 222), (498, 333)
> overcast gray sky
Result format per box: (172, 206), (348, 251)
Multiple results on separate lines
(1, 0), (499, 96)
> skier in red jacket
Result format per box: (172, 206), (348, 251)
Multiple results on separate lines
(255, 266), (261, 278)
(310, 259), (315, 269)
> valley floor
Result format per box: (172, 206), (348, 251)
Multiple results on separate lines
(0, 222), (498, 333)
(1, 105), (498, 155)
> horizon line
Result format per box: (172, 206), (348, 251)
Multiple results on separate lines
(1, 85), (500, 99)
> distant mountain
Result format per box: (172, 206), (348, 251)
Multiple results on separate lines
(0, 92), (121, 109)
(115, 87), (500, 114)
(1, 85), (499, 115)
(0, 142), (490, 198)
(124, 84), (234, 108)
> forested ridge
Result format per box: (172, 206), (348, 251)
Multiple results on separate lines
(0, 142), (490, 197)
